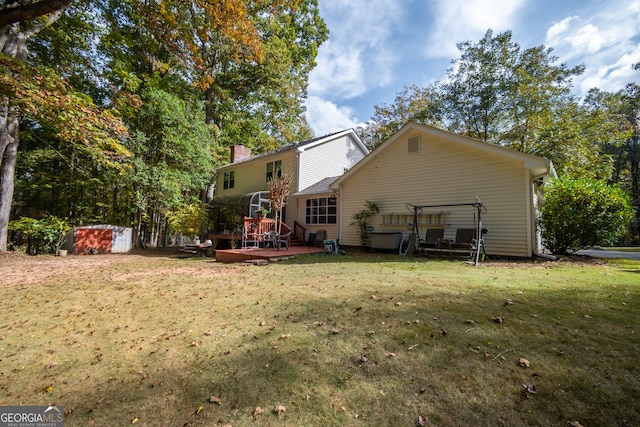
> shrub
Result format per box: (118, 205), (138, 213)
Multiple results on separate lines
(9, 216), (71, 255)
(167, 203), (207, 238)
(351, 200), (379, 246)
(540, 177), (634, 254)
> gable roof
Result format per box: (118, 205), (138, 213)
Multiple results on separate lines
(217, 128), (368, 171)
(293, 176), (339, 196)
(331, 121), (556, 188)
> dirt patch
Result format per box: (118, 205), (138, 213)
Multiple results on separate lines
(0, 252), (160, 287)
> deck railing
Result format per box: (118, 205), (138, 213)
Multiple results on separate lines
(293, 220), (307, 243)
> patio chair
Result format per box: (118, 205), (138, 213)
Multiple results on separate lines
(264, 231), (278, 249)
(314, 230), (326, 247)
(420, 228), (444, 249)
(278, 231), (291, 250)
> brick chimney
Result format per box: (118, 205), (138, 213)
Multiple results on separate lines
(231, 145), (252, 163)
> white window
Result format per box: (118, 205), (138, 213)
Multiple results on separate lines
(306, 197), (337, 224)
(266, 160), (282, 181)
(223, 171), (235, 189)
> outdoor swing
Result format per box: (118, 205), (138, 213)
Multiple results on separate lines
(399, 196), (488, 265)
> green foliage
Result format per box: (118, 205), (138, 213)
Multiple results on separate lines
(9, 215), (72, 254)
(166, 203), (207, 237)
(365, 30), (629, 178)
(350, 200), (379, 246)
(359, 84), (442, 149)
(540, 177), (635, 254)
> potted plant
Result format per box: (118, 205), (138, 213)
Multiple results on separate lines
(255, 206), (271, 218)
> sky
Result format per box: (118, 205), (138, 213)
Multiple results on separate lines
(304, 0), (640, 136)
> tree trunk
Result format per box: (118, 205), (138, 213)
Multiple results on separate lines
(0, 102), (19, 251)
(0, 5), (69, 251)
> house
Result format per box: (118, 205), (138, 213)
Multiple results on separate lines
(211, 129), (369, 241)
(330, 122), (557, 257)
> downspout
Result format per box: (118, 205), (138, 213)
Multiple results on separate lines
(530, 160), (554, 258)
(334, 185), (343, 245)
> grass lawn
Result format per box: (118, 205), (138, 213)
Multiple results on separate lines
(1, 252), (639, 426)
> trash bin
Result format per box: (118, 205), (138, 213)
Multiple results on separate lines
(324, 239), (338, 254)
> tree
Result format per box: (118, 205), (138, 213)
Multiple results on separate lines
(602, 63), (640, 243)
(358, 84), (442, 149)
(0, 0), (72, 27)
(1, 0), (130, 251)
(126, 86), (215, 247)
(539, 177), (634, 254)
(99, 0), (325, 152)
(268, 172), (294, 235)
(366, 30), (628, 177)
(167, 203), (208, 239)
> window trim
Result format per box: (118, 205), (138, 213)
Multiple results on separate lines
(223, 171), (235, 189)
(266, 160), (282, 182)
(305, 196), (337, 225)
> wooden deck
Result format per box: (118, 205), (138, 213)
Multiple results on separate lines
(215, 245), (324, 263)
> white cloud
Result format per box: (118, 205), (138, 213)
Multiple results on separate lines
(425, 0), (527, 58)
(309, 0), (403, 99)
(578, 44), (640, 93)
(544, 0), (640, 95)
(305, 96), (360, 136)
(546, 16), (576, 42)
(307, 0), (406, 136)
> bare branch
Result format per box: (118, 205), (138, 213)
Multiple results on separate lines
(0, 0), (74, 28)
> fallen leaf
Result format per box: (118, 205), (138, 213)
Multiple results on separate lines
(504, 299), (514, 306)
(210, 396), (222, 404)
(43, 385), (53, 393)
(492, 316), (504, 323)
(568, 421), (584, 427)
(190, 340), (201, 347)
(196, 405), (203, 415)
(408, 344), (418, 350)
(416, 415), (427, 426)
(522, 383), (537, 394)
(274, 405), (286, 415)
(387, 352), (396, 358)
(280, 333), (291, 339)
(518, 358), (530, 368)
(465, 319), (475, 324)
(131, 417), (139, 424)
(253, 407), (263, 420)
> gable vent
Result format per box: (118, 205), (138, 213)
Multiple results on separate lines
(408, 136), (420, 153)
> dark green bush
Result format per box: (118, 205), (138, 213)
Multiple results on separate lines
(540, 177), (634, 254)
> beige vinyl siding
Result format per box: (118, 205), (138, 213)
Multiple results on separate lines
(216, 151), (298, 198)
(298, 135), (366, 191)
(337, 130), (533, 257)
(293, 194), (339, 241)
